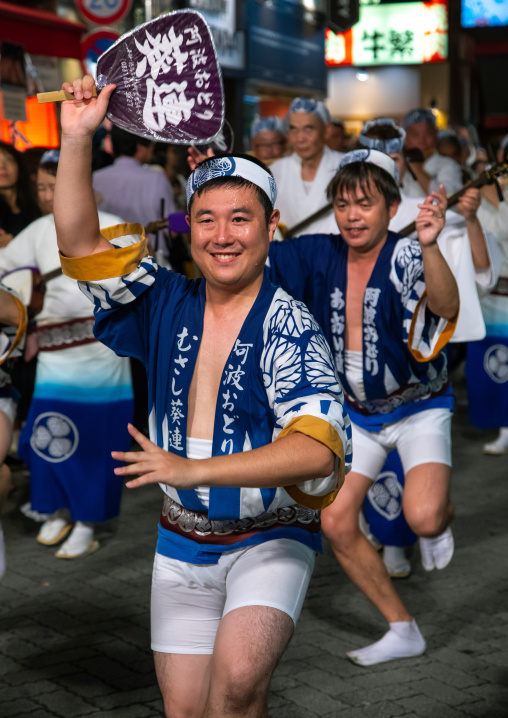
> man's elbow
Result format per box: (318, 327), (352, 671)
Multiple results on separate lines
(429, 296), (459, 321)
(314, 445), (336, 478)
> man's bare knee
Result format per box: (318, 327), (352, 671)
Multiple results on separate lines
(405, 503), (450, 537)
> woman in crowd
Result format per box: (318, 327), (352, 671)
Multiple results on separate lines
(0, 141), (40, 246)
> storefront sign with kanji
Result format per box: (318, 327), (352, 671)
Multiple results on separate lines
(325, 0), (448, 67)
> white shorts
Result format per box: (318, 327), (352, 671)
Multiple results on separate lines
(352, 408), (452, 481)
(151, 538), (316, 654)
(0, 398), (16, 425)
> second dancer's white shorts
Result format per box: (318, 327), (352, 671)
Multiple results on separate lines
(351, 407), (452, 480)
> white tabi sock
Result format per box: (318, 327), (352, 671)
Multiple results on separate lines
(483, 427), (508, 455)
(419, 527), (454, 571)
(55, 522), (96, 558)
(383, 545), (411, 577)
(346, 620), (426, 666)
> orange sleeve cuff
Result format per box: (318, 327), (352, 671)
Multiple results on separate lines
(276, 415), (345, 510)
(60, 223), (148, 282)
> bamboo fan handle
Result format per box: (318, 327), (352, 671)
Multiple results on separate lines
(37, 87), (97, 104)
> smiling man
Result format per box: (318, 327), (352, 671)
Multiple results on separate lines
(267, 149), (460, 666)
(53, 75), (352, 718)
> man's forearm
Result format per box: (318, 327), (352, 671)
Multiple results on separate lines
(193, 433), (335, 489)
(421, 244), (459, 320)
(54, 135), (110, 258)
(466, 218), (490, 271)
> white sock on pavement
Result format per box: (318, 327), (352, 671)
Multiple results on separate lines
(383, 545), (411, 577)
(483, 427), (508, 455)
(419, 527), (454, 571)
(56, 522), (95, 558)
(346, 620), (426, 666)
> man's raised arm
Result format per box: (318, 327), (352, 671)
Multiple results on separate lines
(54, 76), (116, 258)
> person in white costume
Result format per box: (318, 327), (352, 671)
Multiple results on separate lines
(401, 109), (463, 199)
(250, 116), (287, 165)
(270, 98), (344, 235)
(0, 281), (26, 579)
(0, 151), (133, 559)
(474, 143), (508, 455)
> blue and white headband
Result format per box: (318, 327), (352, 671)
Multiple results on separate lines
(359, 119), (406, 155)
(339, 149), (399, 185)
(40, 150), (60, 165)
(403, 108), (436, 129)
(251, 116), (286, 138)
(288, 98), (330, 124)
(186, 156), (277, 209)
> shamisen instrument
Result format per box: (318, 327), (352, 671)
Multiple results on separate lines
(1, 267), (62, 318)
(37, 10), (225, 145)
(284, 162), (508, 240)
(397, 162), (508, 237)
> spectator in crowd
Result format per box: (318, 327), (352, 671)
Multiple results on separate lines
(0, 151), (132, 559)
(325, 119), (348, 153)
(250, 116), (287, 165)
(0, 282), (26, 579)
(402, 109), (463, 198)
(436, 131), (473, 184)
(93, 126), (175, 236)
(472, 141), (508, 454)
(271, 98), (344, 235)
(0, 142), (40, 246)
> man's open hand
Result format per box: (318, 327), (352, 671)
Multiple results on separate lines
(112, 424), (198, 490)
(187, 146), (214, 172)
(60, 75), (116, 139)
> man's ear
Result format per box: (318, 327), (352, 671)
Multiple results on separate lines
(268, 209), (281, 241)
(185, 214), (191, 228)
(389, 200), (400, 220)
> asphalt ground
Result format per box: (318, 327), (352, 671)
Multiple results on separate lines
(1, 380), (507, 717)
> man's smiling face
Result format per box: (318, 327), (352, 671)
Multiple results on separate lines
(187, 183), (279, 292)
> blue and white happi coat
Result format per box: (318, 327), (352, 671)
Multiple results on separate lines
(267, 231), (457, 431)
(61, 225), (352, 564)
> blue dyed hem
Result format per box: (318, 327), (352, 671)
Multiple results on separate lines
(156, 524), (323, 565)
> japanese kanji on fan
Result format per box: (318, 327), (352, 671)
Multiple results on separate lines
(94, 10), (224, 144)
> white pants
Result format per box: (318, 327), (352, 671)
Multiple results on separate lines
(151, 538), (316, 654)
(352, 408), (452, 480)
(0, 398), (16, 425)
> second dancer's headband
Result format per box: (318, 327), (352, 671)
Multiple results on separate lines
(186, 156), (277, 208)
(338, 149), (399, 185)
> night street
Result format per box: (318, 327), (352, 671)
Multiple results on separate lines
(1, 381), (507, 718)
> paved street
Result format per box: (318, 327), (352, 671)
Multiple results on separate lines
(1, 383), (507, 718)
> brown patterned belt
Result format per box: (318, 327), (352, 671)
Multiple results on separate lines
(159, 494), (321, 546)
(35, 317), (97, 352)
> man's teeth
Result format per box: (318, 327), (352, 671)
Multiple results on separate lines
(213, 253), (237, 258)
